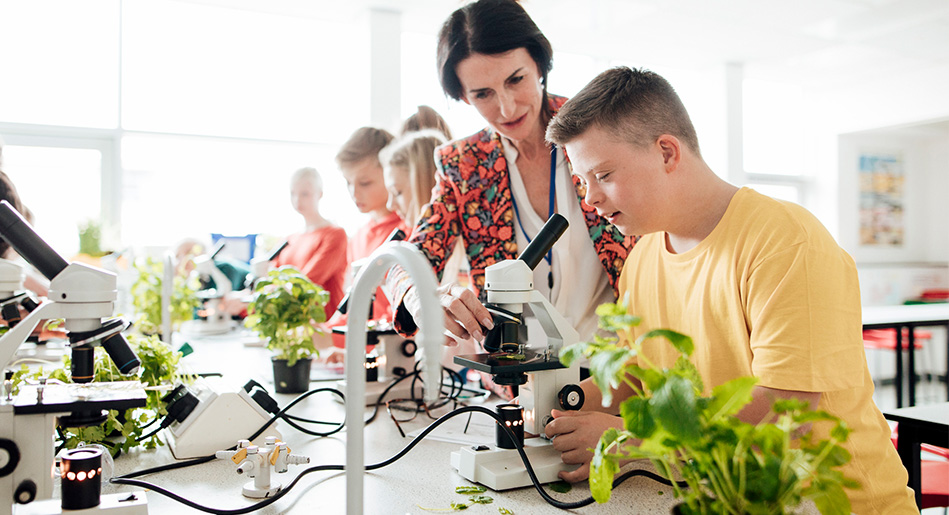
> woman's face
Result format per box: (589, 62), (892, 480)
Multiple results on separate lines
(384, 164), (411, 221)
(455, 48), (545, 144)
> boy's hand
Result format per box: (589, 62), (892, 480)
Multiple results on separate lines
(404, 284), (494, 345)
(545, 409), (624, 483)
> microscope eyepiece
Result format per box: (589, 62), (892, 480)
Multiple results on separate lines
(0, 200), (68, 280)
(517, 213), (568, 270)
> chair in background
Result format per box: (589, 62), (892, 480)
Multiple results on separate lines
(864, 327), (940, 403)
(890, 426), (949, 511)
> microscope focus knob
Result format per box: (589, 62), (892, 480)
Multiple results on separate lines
(14, 479), (36, 504)
(558, 384), (585, 411)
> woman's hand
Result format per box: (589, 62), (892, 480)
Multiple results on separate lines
(404, 284), (494, 346)
(545, 409), (624, 483)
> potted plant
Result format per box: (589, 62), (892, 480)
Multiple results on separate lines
(130, 256), (201, 338)
(560, 302), (859, 515)
(244, 265), (328, 393)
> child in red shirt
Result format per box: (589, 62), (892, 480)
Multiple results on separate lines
(272, 167), (348, 319)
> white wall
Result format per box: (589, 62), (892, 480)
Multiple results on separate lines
(837, 125), (949, 264)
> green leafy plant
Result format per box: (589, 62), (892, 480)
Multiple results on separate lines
(10, 333), (193, 456)
(244, 265), (328, 366)
(130, 256), (201, 335)
(78, 219), (106, 257)
(560, 302), (859, 515)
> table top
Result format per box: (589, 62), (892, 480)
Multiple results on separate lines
(94, 329), (684, 514)
(883, 403), (949, 427)
(862, 303), (949, 326)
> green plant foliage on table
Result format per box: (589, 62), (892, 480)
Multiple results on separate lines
(244, 265), (328, 366)
(559, 302), (859, 515)
(130, 256), (201, 336)
(10, 333), (193, 456)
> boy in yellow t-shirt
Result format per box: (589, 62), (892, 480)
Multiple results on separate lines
(544, 66), (917, 514)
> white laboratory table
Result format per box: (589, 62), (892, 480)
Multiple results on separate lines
(95, 329), (684, 514)
(862, 303), (949, 407)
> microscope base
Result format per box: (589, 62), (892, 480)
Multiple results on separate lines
(16, 491), (148, 515)
(242, 481), (282, 499)
(335, 379), (414, 406)
(450, 439), (578, 491)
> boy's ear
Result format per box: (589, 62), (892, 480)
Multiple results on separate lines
(658, 135), (681, 173)
(460, 94), (470, 105)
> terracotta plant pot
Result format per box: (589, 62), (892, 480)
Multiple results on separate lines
(271, 357), (312, 393)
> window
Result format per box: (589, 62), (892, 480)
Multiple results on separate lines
(121, 0), (368, 141)
(120, 134), (362, 248)
(0, 0), (120, 128)
(3, 143), (105, 257)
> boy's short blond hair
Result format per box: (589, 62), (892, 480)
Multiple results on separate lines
(335, 127), (395, 169)
(291, 167), (323, 192)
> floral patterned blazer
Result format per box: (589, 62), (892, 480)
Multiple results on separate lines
(386, 95), (635, 333)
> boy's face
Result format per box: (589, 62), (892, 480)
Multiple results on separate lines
(341, 157), (389, 215)
(566, 126), (666, 236)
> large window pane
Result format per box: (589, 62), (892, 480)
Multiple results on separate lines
(0, 0), (119, 128)
(120, 134), (365, 250)
(3, 146), (103, 257)
(744, 79), (805, 176)
(400, 32), (483, 139)
(122, 1), (368, 142)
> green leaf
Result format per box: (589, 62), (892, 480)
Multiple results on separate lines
(455, 486), (486, 494)
(588, 347), (636, 407)
(804, 481), (852, 515)
(468, 495), (493, 504)
(649, 376), (701, 443)
(498, 509), (514, 515)
(547, 481), (571, 493)
(619, 397), (656, 439)
(590, 429), (622, 503)
(704, 376), (757, 422)
(636, 329), (693, 357)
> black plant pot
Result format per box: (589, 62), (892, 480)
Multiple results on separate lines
(272, 357), (312, 393)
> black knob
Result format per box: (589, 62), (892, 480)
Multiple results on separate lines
(558, 384), (585, 410)
(0, 438), (20, 477)
(14, 479), (36, 504)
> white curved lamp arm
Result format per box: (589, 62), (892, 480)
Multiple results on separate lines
(345, 242), (443, 515)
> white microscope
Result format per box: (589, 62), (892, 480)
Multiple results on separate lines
(0, 200), (148, 515)
(450, 213), (585, 491)
(184, 240), (236, 335)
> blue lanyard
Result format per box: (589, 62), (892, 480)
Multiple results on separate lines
(510, 146), (557, 289)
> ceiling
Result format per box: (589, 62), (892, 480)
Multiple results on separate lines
(189, 0), (949, 90)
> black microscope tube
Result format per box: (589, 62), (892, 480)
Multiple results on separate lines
(0, 200), (68, 280)
(517, 213), (568, 270)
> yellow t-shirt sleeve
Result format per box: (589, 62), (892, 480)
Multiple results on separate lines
(745, 241), (865, 392)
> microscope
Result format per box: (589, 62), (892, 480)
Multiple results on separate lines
(0, 200), (148, 514)
(185, 240), (236, 335)
(450, 214), (585, 491)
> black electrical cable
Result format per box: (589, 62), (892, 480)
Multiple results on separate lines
(111, 404), (686, 514)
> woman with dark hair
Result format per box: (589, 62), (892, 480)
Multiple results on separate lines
(386, 0), (633, 389)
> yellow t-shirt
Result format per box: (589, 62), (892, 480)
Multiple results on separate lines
(620, 187), (916, 514)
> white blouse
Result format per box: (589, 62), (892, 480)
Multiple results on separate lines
(501, 138), (614, 344)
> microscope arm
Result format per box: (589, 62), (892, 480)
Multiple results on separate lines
(194, 256), (232, 296)
(525, 289), (580, 357)
(0, 300), (64, 370)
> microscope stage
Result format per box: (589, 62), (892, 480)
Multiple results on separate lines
(453, 349), (565, 376)
(13, 381), (147, 415)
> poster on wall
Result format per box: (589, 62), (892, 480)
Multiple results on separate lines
(858, 151), (904, 247)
